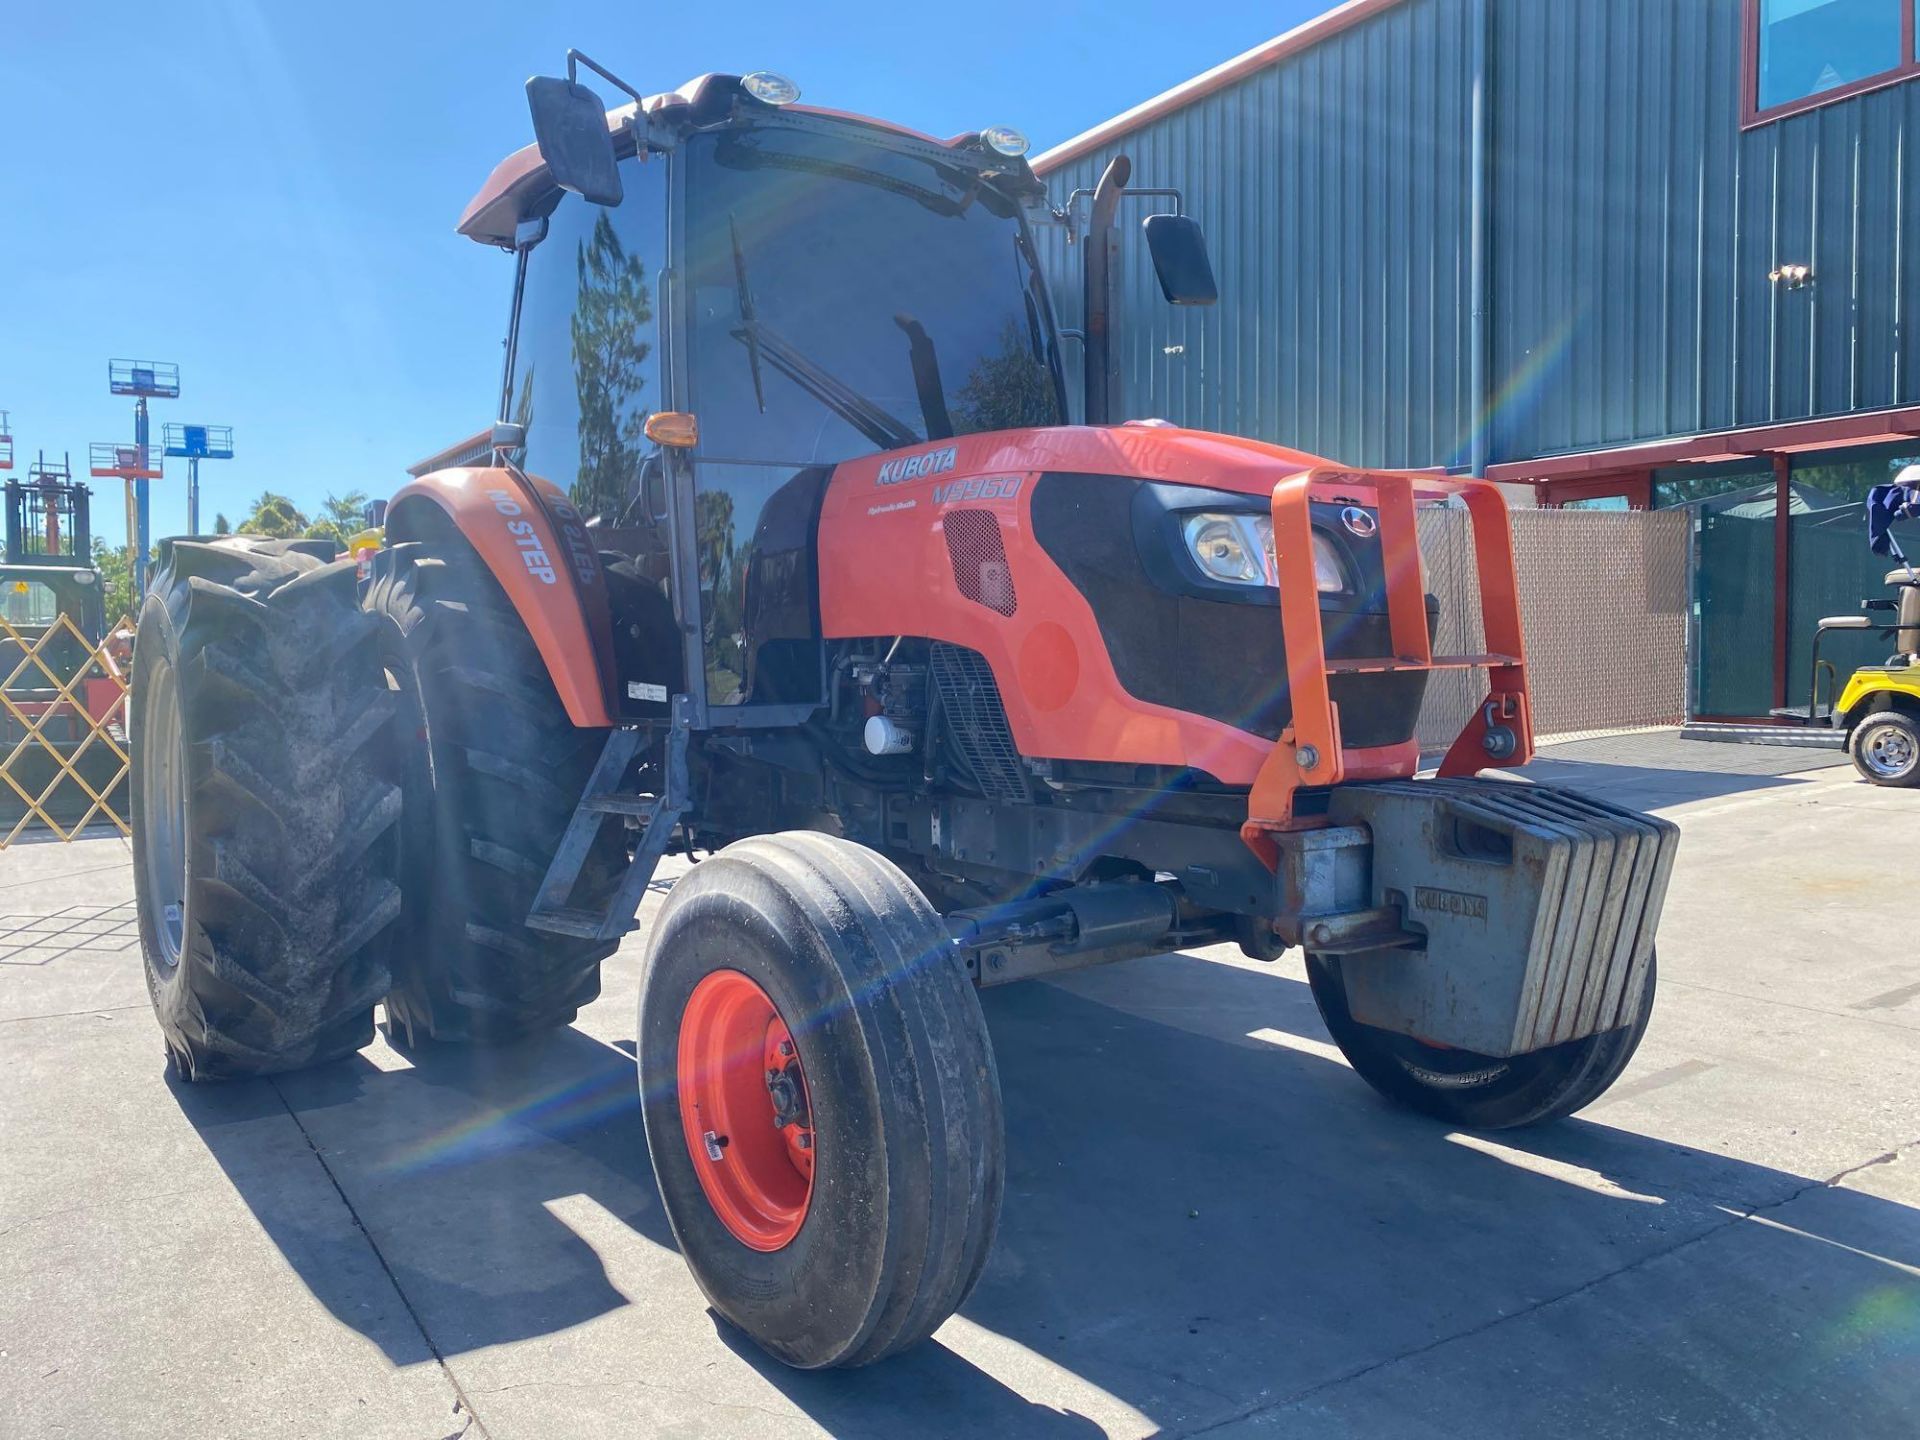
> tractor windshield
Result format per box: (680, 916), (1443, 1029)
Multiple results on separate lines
(683, 125), (1063, 466)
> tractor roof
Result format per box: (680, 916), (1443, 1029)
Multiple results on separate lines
(458, 73), (984, 247)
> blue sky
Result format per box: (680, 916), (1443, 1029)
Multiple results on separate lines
(1, 1), (1324, 541)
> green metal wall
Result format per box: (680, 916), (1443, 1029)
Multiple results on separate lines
(1037, 0), (1920, 469)
(1036, 0), (1479, 469)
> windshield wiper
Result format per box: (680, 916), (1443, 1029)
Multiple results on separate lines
(726, 221), (922, 451)
(728, 216), (767, 415)
(744, 322), (921, 452)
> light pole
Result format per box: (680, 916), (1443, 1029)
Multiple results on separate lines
(106, 360), (179, 594)
(162, 424), (234, 536)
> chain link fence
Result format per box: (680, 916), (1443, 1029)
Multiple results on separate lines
(1415, 507), (1690, 750)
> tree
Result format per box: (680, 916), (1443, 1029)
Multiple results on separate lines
(212, 512), (232, 535)
(236, 492), (311, 539)
(569, 211), (655, 519)
(90, 536), (134, 624)
(304, 491), (371, 550)
(953, 319), (1058, 434)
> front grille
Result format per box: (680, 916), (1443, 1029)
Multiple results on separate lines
(930, 642), (1030, 803)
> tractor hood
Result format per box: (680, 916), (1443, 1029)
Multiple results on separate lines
(826, 421), (1380, 499)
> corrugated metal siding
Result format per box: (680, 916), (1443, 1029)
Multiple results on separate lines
(1037, 0), (1478, 469)
(1493, 0), (1920, 462)
(1039, 0), (1920, 469)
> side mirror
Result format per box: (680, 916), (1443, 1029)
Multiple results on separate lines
(526, 75), (623, 207)
(1142, 213), (1218, 306)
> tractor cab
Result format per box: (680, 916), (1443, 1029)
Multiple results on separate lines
(443, 66), (1209, 724)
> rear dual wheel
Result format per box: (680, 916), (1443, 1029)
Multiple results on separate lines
(365, 526), (626, 1043)
(131, 538), (402, 1079)
(638, 832), (1003, 1369)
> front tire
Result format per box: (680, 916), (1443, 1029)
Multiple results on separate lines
(1851, 712), (1920, 787)
(131, 538), (402, 1080)
(1307, 952), (1656, 1128)
(638, 832), (1003, 1369)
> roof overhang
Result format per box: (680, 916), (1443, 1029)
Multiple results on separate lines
(1031, 0), (1409, 175)
(1483, 407), (1920, 485)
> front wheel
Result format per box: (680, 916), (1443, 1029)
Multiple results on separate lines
(1307, 952), (1656, 1129)
(1851, 712), (1920, 787)
(637, 832), (1003, 1369)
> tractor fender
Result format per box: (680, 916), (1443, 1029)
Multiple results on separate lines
(387, 466), (616, 728)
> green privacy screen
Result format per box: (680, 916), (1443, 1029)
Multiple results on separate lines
(1695, 508), (1777, 718)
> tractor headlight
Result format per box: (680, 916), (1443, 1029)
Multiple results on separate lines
(1181, 512), (1347, 593)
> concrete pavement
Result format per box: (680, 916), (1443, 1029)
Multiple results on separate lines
(2, 733), (1916, 1438)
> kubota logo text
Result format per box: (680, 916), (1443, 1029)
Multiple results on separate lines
(876, 446), (957, 485)
(1414, 886), (1488, 921)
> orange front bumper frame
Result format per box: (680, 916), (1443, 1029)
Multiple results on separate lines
(1240, 468), (1532, 868)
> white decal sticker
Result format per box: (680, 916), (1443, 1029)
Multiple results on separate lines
(876, 445), (958, 486)
(627, 681), (668, 702)
(867, 499), (918, 516)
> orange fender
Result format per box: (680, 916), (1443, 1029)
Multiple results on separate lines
(388, 465), (616, 728)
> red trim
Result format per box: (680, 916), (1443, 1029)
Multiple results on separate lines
(1741, 0), (1919, 130)
(1032, 0), (1409, 175)
(1484, 405), (1920, 484)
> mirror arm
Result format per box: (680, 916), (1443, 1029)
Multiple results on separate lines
(1124, 187), (1185, 217)
(566, 49), (646, 108)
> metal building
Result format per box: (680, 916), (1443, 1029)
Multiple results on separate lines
(1034, 0), (1920, 723)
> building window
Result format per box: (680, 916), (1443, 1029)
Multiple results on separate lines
(1746, 0), (1917, 125)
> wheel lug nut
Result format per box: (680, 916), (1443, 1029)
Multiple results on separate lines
(778, 1039), (794, 1058)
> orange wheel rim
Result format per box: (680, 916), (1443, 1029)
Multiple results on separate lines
(676, 969), (815, 1251)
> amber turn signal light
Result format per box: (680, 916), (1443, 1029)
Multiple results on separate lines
(644, 412), (699, 448)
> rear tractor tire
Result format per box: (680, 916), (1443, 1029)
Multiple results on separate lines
(1306, 952), (1656, 1129)
(131, 538), (403, 1080)
(638, 832), (1004, 1369)
(366, 531), (627, 1044)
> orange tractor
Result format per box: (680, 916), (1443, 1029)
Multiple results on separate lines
(130, 57), (1677, 1369)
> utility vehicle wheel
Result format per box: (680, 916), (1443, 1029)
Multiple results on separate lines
(1851, 712), (1920, 787)
(131, 538), (402, 1080)
(366, 530), (626, 1044)
(637, 832), (1003, 1369)
(1306, 953), (1656, 1129)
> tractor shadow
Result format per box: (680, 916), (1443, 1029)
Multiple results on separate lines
(174, 1023), (667, 1366)
(175, 954), (1920, 1437)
